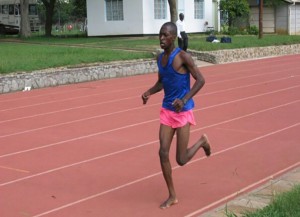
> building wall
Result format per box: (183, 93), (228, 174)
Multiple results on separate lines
(87, 0), (214, 36)
(250, 7), (275, 33)
(87, 0), (144, 36)
(185, 0), (214, 33)
(289, 4), (300, 35)
(141, 0), (169, 35)
(276, 5), (289, 34)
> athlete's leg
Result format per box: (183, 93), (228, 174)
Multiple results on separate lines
(176, 123), (211, 166)
(159, 124), (178, 209)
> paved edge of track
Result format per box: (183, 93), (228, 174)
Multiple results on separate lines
(198, 165), (300, 217)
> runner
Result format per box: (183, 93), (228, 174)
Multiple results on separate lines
(141, 22), (211, 209)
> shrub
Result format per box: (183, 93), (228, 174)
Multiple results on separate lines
(248, 26), (259, 35)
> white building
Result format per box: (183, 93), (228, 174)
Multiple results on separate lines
(248, 0), (300, 35)
(277, 0), (300, 35)
(86, 0), (219, 36)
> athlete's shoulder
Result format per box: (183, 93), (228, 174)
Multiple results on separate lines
(176, 49), (192, 62)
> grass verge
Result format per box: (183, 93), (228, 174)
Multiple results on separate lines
(0, 42), (152, 74)
(225, 184), (300, 217)
(1, 34), (300, 74)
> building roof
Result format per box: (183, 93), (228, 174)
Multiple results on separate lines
(283, 0), (300, 3)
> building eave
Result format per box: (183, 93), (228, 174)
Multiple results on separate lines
(283, 0), (300, 3)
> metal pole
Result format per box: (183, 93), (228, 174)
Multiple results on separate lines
(259, 0), (263, 39)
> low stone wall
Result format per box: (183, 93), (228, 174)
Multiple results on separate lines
(0, 59), (157, 94)
(191, 44), (300, 64)
(1, 44), (300, 94)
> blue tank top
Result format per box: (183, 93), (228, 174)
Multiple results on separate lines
(158, 47), (194, 112)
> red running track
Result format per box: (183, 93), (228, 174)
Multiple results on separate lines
(0, 55), (300, 217)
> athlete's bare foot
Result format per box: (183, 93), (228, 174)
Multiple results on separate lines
(201, 134), (211, 156)
(159, 197), (178, 209)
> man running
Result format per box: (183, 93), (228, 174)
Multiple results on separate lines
(141, 22), (211, 209)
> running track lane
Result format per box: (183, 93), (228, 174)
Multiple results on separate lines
(0, 54), (299, 217)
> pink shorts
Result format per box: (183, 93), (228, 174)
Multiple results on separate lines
(160, 107), (196, 128)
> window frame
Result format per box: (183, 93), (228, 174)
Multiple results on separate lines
(154, 0), (167, 20)
(105, 0), (124, 21)
(194, 0), (205, 20)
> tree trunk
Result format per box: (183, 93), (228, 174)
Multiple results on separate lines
(259, 0), (263, 39)
(20, 0), (31, 38)
(42, 0), (56, 37)
(168, 0), (177, 23)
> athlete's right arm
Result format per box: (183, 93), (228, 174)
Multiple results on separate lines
(142, 74), (163, 104)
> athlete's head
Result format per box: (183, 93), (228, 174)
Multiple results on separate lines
(159, 22), (177, 50)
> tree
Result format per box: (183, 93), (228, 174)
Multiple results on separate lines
(259, 0), (263, 38)
(168, 0), (177, 23)
(54, 1), (74, 26)
(258, 0), (283, 38)
(20, 0), (31, 38)
(220, 0), (250, 27)
(40, 0), (56, 37)
(264, 0), (283, 6)
(72, 0), (86, 19)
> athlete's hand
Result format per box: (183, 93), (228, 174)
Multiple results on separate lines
(142, 92), (150, 105)
(172, 98), (184, 112)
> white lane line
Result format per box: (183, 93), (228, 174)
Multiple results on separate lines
(0, 68), (295, 112)
(0, 56), (293, 105)
(0, 103), (298, 187)
(0, 81), (299, 140)
(31, 123), (300, 217)
(1, 74), (298, 124)
(184, 161), (300, 217)
(0, 94), (298, 159)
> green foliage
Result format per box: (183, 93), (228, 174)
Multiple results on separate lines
(1, 34), (300, 74)
(220, 0), (250, 27)
(264, 0), (284, 7)
(71, 0), (86, 18)
(224, 204), (238, 217)
(188, 34), (300, 51)
(0, 39), (152, 74)
(221, 25), (258, 36)
(248, 26), (259, 35)
(228, 26), (240, 35)
(38, 0), (85, 25)
(243, 185), (300, 217)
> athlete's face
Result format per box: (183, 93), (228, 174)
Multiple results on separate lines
(159, 26), (175, 50)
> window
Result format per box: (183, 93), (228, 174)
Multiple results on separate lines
(29, 4), (38, 15)
(106, 0), (123, 21)
(154, 0), (167, 19)
(2, 5), (9, 14)
(9, 4), (14, 15)
(194, 0), (204, 19)
(15, 5), (20, 15)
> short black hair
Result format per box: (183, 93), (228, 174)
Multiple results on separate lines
(161, 22), (177, 36)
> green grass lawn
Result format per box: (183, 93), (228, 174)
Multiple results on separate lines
(225, 185), (300, 217)
(1, 34), (300, 74)
(0, 41), (152, 74)
(246, 185), (300, 217)
(189, 34), (300, 51)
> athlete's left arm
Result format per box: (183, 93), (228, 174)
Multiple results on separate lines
(172, 52), (205, 112)
(181, 52), (205, 102)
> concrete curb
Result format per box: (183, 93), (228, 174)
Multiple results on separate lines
(200, 166), (300, 217)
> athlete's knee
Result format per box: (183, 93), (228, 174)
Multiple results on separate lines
(176, 156), (187, 166)
(159, 148), (169, 162)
